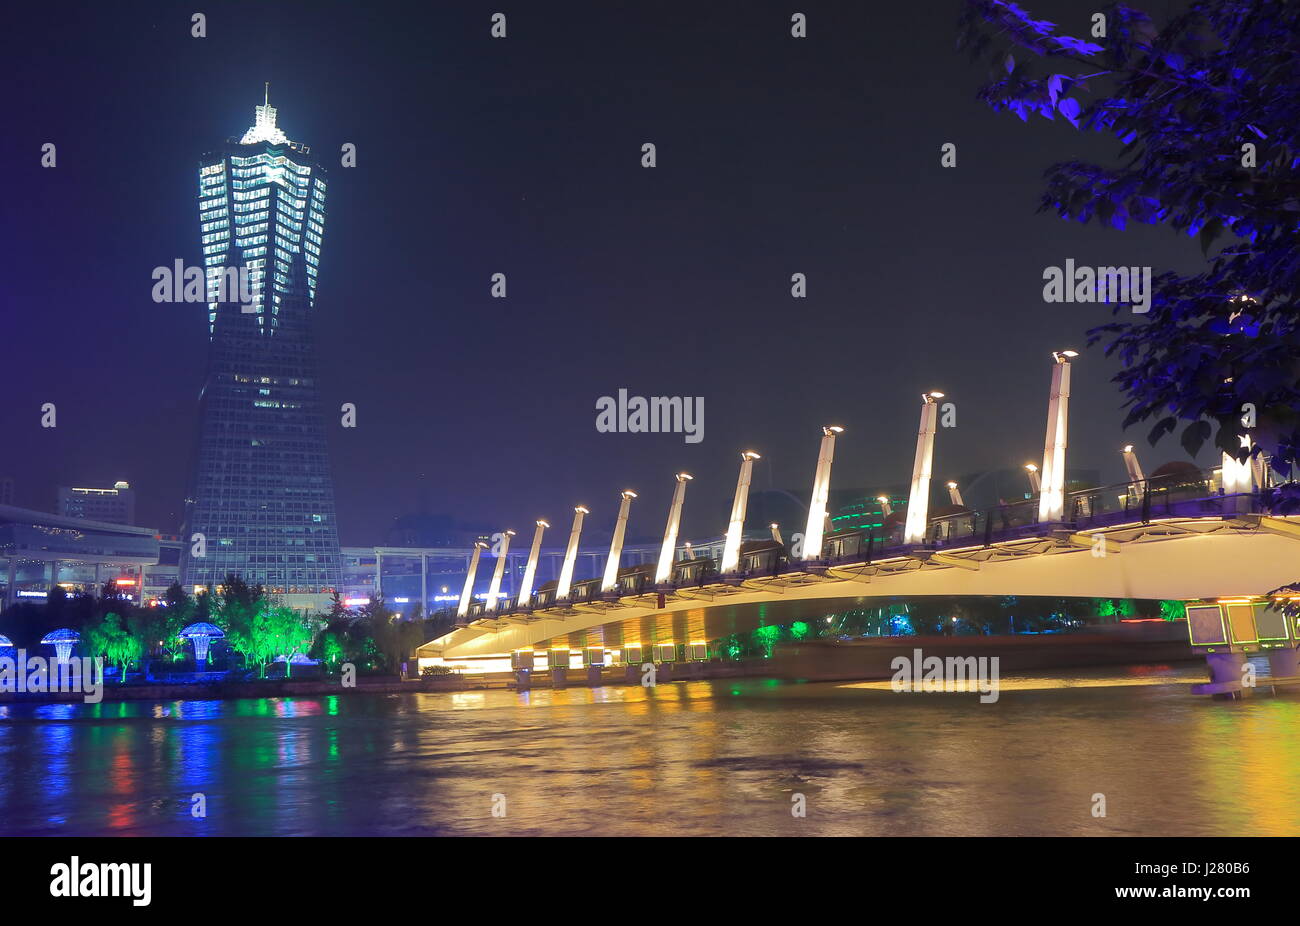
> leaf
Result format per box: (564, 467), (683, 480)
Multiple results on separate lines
(1148, 417), (1177, 445)
(1181, 420), (1211, 457)
(1198, 218), (1222, 256)
(1005, 52), (1015, 73)
(1214, 423), (1245, 457)
(1058, 97), (1081, 127)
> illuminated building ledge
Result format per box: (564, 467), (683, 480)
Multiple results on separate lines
(419, 517), (1300, 661)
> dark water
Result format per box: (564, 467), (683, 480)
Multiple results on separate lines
(2, 664), (1298, 836)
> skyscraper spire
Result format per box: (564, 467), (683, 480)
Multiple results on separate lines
(240, 84), (289, 145)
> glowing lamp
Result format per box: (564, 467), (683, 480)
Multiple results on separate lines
(179, 621), (226, 668)
(40, 628), (81, 664)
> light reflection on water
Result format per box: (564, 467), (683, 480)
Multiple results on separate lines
(0, 663), (1298, 836)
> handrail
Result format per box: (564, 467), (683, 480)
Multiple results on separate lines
(432, 468), (1271, 622)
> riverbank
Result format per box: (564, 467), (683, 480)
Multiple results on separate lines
(0, 622), (1201, 702)
(0, 675), (474, 704)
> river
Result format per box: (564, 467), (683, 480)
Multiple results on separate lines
(2, 662), (1297, 836)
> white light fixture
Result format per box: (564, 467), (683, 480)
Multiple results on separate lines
(602, 490), (637, 591)
(1038, 352), (1074, 521)
(804, 426), (843, 559)
(904, 394), (943, 544)
(516, 520), (549, 606)
(722, 451), (761, 573)
(656, 473), (692, 583)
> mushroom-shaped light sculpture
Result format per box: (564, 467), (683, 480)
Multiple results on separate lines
(179, 621), (226, 669)
(40, 628), (81, 664)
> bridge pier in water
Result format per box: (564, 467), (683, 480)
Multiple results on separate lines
(1268, 647), (1299, 679)
(1205, 651), (1247, 687)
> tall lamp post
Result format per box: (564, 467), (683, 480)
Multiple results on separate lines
(721, 451), (761, 573)
(1037, 350), (1076, 523)
(903, 391), (944, 544)
(802, 426), (843, 561)
(655, 474), (692, 584)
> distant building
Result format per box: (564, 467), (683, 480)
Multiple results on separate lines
(0, 504), (159, 608)
(956, 466), (1101, 512)
(831, 467), (1104, 533)
(178, 94), (342, 609)
(58, 481), (136, 525)
(832, 487), (909, 534)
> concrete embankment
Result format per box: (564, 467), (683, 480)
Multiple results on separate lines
(0, 676), (470, 704)
(767, 622), (1197, 683)
(0, 623), (1198, 701)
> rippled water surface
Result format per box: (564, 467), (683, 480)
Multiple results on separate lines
(2, 664), (1298, 836)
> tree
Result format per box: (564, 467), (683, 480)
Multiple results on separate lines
(362, 597), (411, 674)
(958, 1), (1300, 483)
(46, 584), (69, 624)
(225, 601), (313, 678)
(82, 612), (144, 676)
(163, 581), (189, 611)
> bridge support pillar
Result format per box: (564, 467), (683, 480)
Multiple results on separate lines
(484, 529), (515, 612)
(903, 393), (941, 544)
(601, 490), (637, 591)
(551, 666), (568, 688)
(1205, 651), (1247, 688)
(1267, 647), (1299, 680)
(556, 506), (588, 600)
(586, 665), (603, 687)
(802, 426), (842, 561)
(656, 473), (692, 583)
(514, 669), (531, 691)
(721, 452), (760, 573)
(456, 541), (488, 619)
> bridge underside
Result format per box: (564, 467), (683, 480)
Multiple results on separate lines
(419, 516), (1300, 661)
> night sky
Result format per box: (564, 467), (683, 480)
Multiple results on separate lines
(6, 0), (1201, 546)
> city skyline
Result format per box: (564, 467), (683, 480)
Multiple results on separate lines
(1, 0), (1295, 869)
(7, 0), (1203, 549)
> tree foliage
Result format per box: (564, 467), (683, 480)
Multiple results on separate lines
(81, 612), (144, 674)
(958, 0), (1300, 480)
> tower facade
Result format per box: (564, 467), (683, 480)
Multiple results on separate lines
(179, 95), (342, 599)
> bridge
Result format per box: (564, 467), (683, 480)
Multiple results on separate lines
(418, 351), (1300, 673)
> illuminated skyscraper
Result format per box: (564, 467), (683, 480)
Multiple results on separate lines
(179, 91), (342, 600)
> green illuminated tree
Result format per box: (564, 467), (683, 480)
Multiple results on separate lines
(218, 577), (312, 677)
(82, 612), (145, 676)
(1159, 599), (1187, 620)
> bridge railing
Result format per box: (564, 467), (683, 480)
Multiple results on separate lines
(436, 465), (1270, 624)
(886, 465), (1250, 557)
(1065, 469), (1251, 527)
